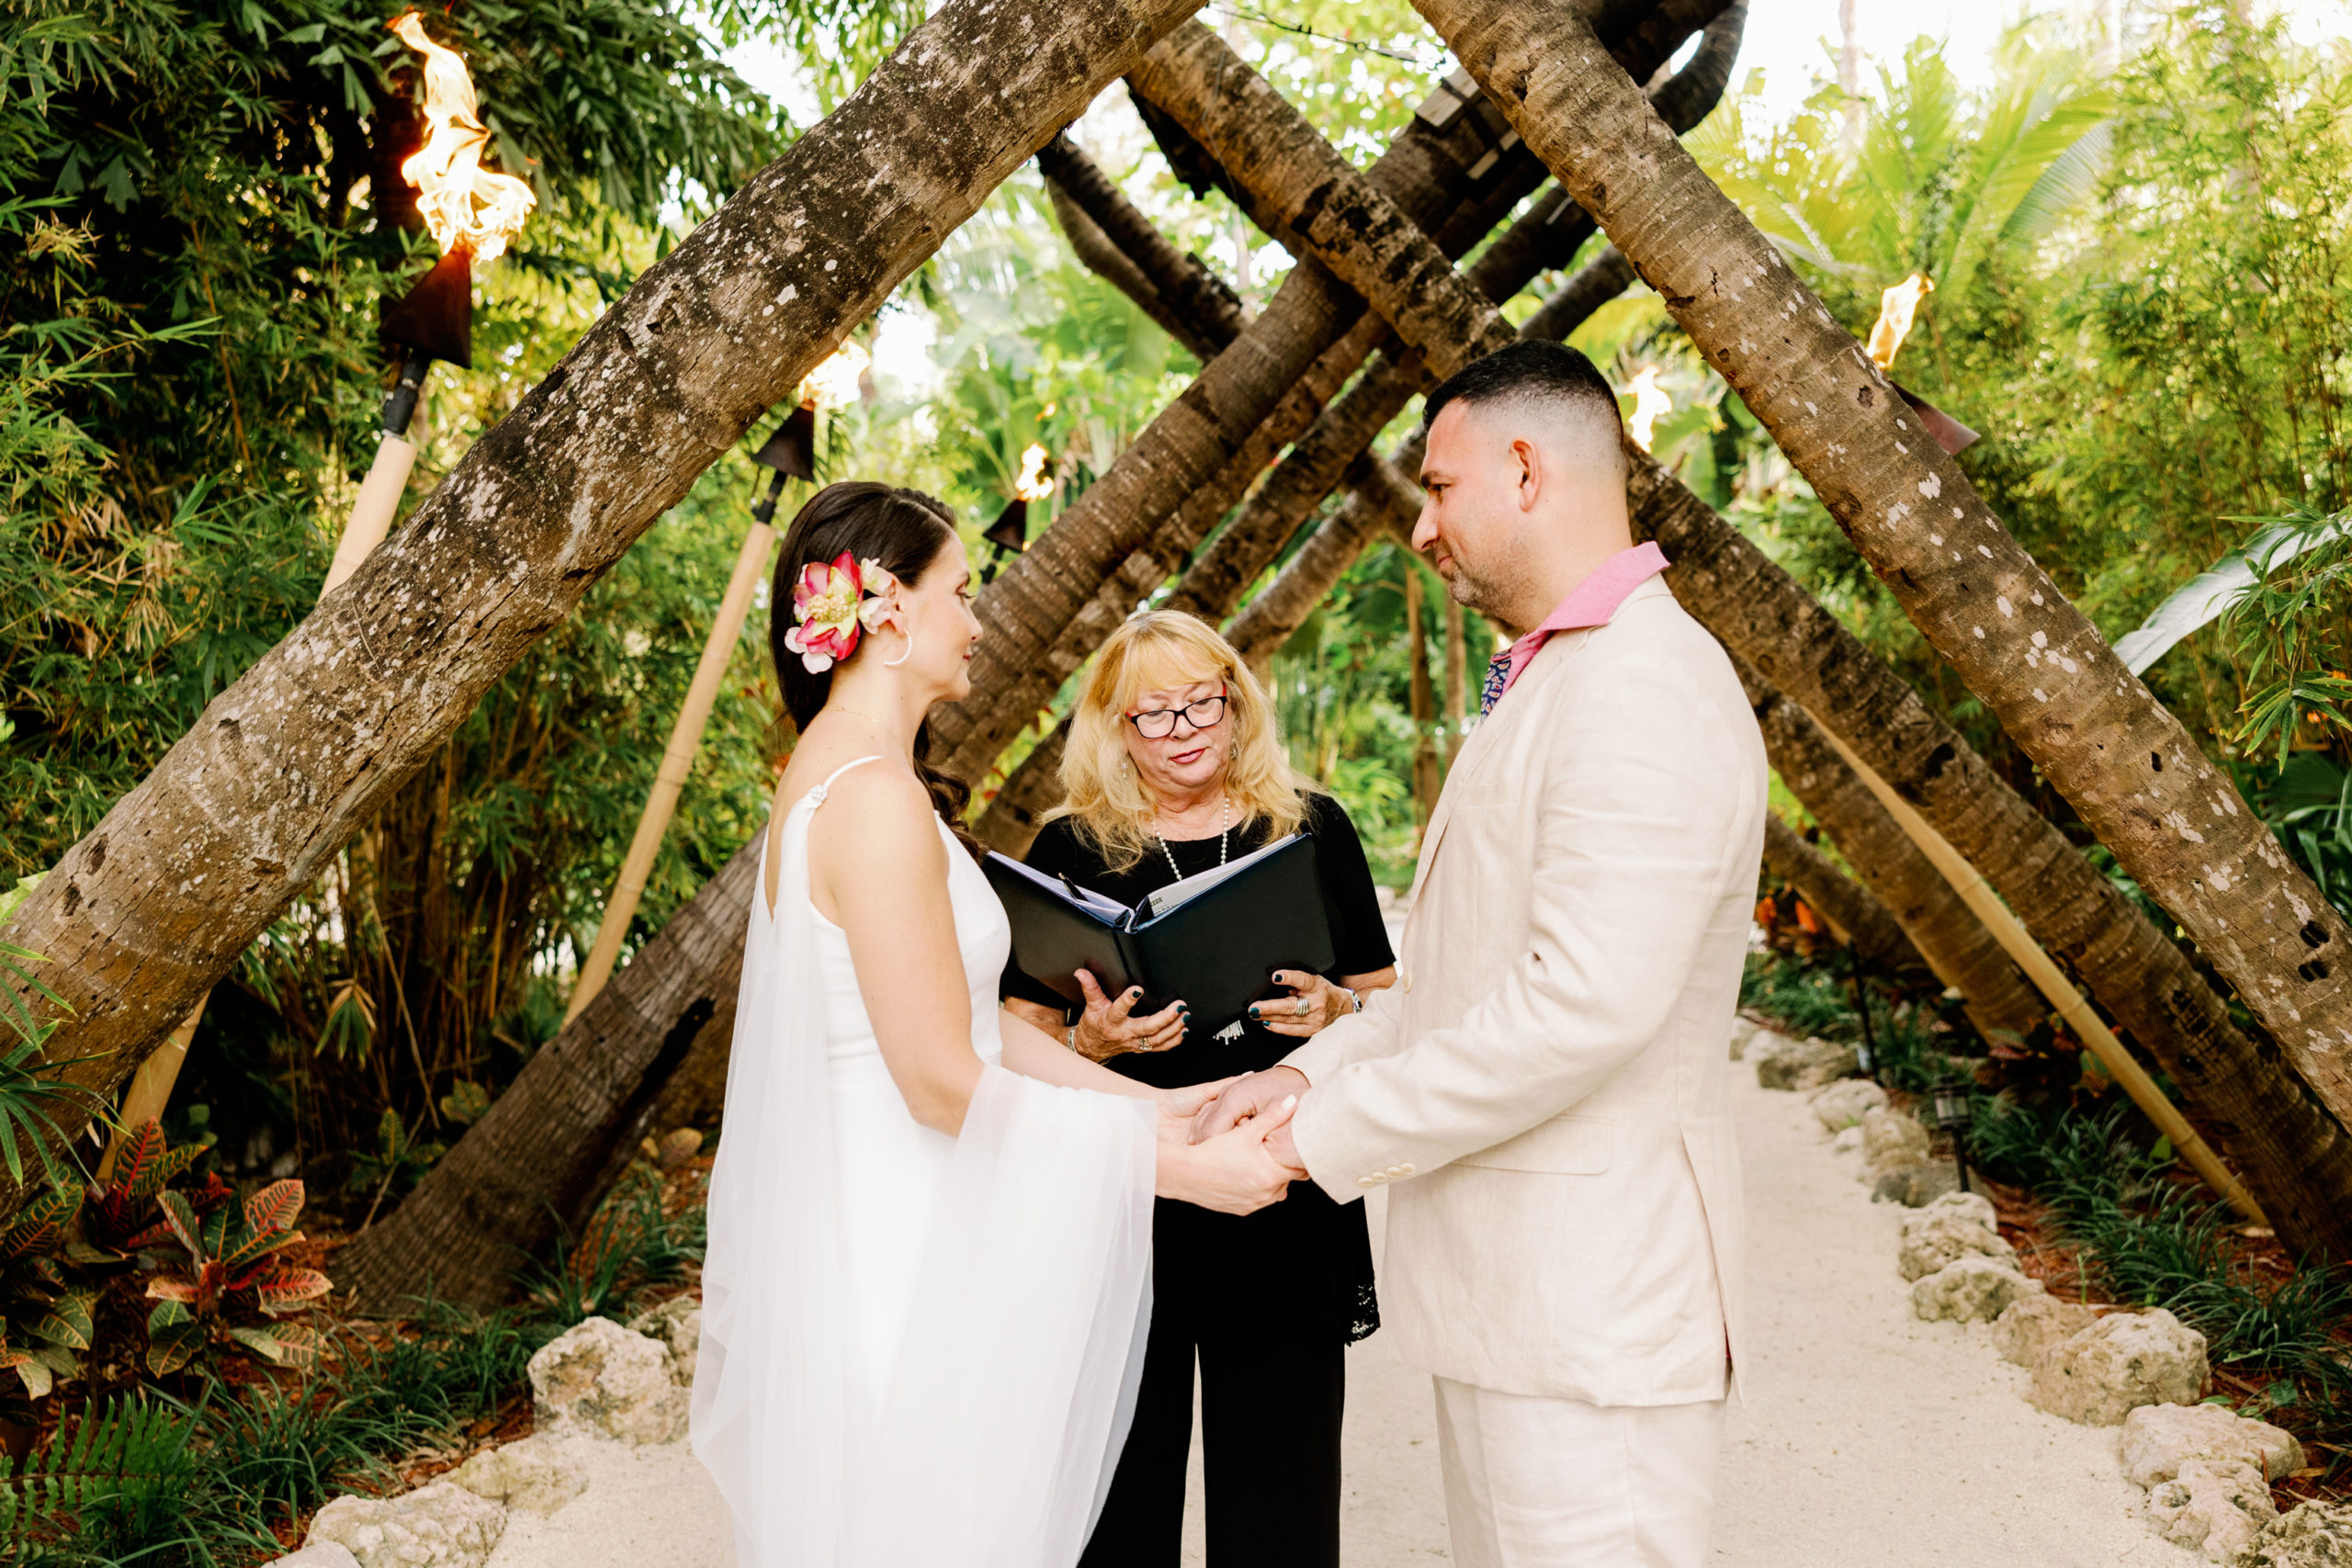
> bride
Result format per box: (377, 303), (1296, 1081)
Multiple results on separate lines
(691, 481), (1301, 1568)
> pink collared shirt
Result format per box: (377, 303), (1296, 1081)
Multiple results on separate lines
(1484, 541), (1670, 711)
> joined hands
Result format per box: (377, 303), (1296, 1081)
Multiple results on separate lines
(1153, 1072), (1308, 1215)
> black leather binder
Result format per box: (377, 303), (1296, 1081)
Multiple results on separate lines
(985, 833), (1336, 1037)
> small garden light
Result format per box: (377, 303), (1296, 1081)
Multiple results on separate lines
(1930, 1078), (1973, 1195)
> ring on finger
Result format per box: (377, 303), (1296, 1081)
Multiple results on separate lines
(1294, 997), (1312, 1017)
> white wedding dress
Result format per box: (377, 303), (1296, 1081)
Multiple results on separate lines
(693, 757), (1157, 1568)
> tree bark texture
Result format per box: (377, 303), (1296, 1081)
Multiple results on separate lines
(1037, 131), (1248, 354)
(1046, 183), (1217, 359)
(334, 838), (759, 1313)
(1733, 657), (2046, 1038)
(1419, 0), (2352, 1169)
(1630, 454), (2352, 1257)
(0, 0), (1216, 1202)
(933, 1), (1730, 784)
(1760, 814), (1930, 982)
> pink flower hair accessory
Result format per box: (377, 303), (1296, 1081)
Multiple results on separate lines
(783, 552), (900, 673)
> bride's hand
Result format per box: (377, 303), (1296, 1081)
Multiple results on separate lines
(1158, 1094), (1303, 1215)
(1155, 1078), (1238, 1145)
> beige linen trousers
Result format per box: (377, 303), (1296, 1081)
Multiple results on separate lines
(1283, 575), (1767, 1409)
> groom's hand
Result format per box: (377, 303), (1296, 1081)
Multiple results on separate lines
(1192, 1066), (1310, 1144)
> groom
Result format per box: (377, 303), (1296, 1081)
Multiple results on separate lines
(1200, 341), (1765, 1567)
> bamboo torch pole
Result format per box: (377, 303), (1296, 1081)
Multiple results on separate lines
(563, 411), (815, 1022)
(1812, 722), (2268, 1224)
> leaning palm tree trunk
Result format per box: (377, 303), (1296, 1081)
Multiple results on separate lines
(0, 0), (1220, 1208)
(334, 841), (759, 1313)
(1760, 814), (1930, 981)
(1736, 657), (2046, 1041)
(1415, 0), (2352, 1205)
(1155, 17), (2352, 1254)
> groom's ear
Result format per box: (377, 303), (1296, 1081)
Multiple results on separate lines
(1510, 437), (1544, 512)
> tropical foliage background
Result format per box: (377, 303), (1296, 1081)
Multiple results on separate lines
(9, 0), (2352, 1551)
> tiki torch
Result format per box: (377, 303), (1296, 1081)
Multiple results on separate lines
(324, 12), (537, 594)
(981, 443), (1055, 583)
(1865, 273), (1980, 457)
(564, 343), (865, 1022)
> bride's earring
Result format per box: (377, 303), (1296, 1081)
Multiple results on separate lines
(883, 624), (917, 669)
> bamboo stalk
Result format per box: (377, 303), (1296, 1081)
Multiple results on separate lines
(1814, 722), (2269, 1224)
(565, 516), (778, 1022)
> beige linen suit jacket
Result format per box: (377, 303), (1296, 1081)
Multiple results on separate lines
(1283, 577), (1766, 1406)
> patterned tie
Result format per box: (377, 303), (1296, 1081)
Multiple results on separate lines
(1478, 651), (1512, 717)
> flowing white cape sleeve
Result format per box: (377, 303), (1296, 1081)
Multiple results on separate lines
(692, 819), (1154, 1568)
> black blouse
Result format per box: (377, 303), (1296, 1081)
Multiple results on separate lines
(1001, 791), (1395, 1344)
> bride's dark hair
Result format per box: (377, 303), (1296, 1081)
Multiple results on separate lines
(771, 480), (978, 854)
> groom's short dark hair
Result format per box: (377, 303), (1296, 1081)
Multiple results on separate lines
(1420, 341), (1626, 482)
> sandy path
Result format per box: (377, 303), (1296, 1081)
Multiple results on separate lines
(468, 1046), (2192, 1568)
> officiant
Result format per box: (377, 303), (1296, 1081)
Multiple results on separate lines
(1001, 609), (1396, 1568)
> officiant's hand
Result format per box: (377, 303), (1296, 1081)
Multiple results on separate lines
(1070, 971), (1188, 1061)
(1191, 1066), (1311, 1143)
(1248, 971), (1357, 1038)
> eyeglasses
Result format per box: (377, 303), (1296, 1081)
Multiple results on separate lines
(1125, 689), (1228, 739)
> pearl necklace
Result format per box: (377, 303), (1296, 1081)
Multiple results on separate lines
(1158, 795), (1229, 879)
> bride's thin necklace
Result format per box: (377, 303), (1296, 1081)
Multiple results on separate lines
(1158, 794), (1228, 878)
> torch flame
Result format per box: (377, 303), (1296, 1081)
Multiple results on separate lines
(1866, 272), (1935, 371)
(1625, 367), (1672, 454)
(1012, 443), (1055, 502)
(389, 13), (537, 265)
(796, 341), (870, 411)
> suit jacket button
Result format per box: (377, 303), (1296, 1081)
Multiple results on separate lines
(1399, 964), (1413, 993)
(1358, 1176), (1377, 1189)
(1386, 1165), (1405, 1177)
(1398, 1164), (1417, 1176)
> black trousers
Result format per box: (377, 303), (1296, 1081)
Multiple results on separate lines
(1077, 1320), (1345, 1568)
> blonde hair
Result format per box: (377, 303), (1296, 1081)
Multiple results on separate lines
(1053, 610), (1316, 872)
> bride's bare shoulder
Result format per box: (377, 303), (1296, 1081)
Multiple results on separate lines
(782, 750), (936, 848)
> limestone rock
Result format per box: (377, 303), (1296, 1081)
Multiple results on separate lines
(449, 1432), (591, 1516)
(2029, 1308), (2209, 1426)
(264, 1548), (361, 1568)
(1992, 1294), (2099, 1370)
(1918, 1190), (1998, 1229)
(306, 1482), (506, 1568)
(1812, 1077), (1888, 1132)
(528, 1316), (689, 1445)
(1872, 1163), (1962, 1207)
(1830, 1126), (1862, 1156)
(1897, 1207), (2017, 1281)
(1861, 1105), (1931, 1172)
(2120, 1401), (2305, 1487)
(1727, 1018), (1760, 1062)
(2242, 1502), (2352, 1567)
(1753, 1035), (1859, 1092)
(2144, 1456), (2278, 1563)
(1911, 1256), (2043, 1324)
(626, 1295), (702, 1384)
